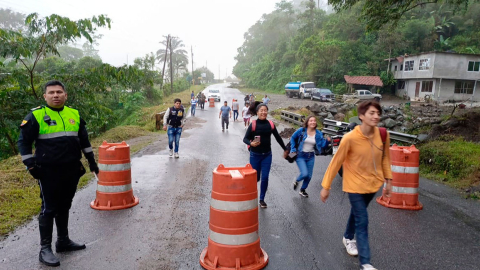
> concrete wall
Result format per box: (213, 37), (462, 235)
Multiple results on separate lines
(396, 79), (480, 102)
(391, 52), (480, 81)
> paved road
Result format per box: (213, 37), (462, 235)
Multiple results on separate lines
(1, 84), (480, 270)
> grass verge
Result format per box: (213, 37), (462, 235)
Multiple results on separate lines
(418, 136), (480, 198)
(0, 85), (205, 237)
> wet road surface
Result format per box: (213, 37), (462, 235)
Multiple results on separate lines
(1, 83), (480, 270)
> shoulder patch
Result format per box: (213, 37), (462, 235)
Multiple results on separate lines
(30, 106), (43, 111)
(20, 120), (28, 126)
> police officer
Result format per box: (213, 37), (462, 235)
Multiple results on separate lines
(17, 80), (99, 267)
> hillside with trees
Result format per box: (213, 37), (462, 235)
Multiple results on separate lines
(233, 0), (480, 93)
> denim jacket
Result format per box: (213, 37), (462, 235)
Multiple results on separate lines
(290, 128), (328, 153)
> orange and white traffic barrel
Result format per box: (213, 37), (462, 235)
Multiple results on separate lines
(377, 144), (423, 210)
(200, 164), (268, 270)
(209, 98), (215, 107)
(90, 141), (139, 211)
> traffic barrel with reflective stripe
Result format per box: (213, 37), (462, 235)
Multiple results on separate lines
(90, 141), (139, 210)
(200, 164), (268, 270)
(209, 98), (215, 107)
(376, 144), (423, 210)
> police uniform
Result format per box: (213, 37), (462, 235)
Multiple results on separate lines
(17, 105), (98, 266)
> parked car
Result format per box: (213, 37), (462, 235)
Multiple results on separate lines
(311, 88), (335, 102)
(343, 89), (382, 102)
(207, 89), (221, 102)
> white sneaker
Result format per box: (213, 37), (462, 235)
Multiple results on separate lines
(174, 152), (179, 158)
(343, 237), (358, 256)
(169, 149), (173, 156)
(360, 264), (377, 270)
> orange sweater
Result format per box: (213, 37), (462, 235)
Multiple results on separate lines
(321, 126), (393, 194)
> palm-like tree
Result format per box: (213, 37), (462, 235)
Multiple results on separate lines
(156, 37), (188, 82)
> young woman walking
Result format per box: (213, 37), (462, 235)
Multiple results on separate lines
(320, 101), (393, 270)
(290, 116), (330, 197)
(243, 103), (286, 208)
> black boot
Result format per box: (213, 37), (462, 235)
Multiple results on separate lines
(55, 212), (86, 253)
(38, 215), (60, 267)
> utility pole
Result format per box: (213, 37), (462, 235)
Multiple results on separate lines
(170, 37), (174, 94)
(161, 35), (170, 89)
(191, 45), (194, 86)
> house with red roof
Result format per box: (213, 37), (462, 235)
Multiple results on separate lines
(344, 75), (383, 93)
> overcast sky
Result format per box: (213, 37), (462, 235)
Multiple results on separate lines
(1, 0), (282, 79)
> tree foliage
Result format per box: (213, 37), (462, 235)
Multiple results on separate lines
(233, 1), (480, 92)
(328, 0), (476, 30)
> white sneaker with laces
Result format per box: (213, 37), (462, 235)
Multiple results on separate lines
(174, 152), (179, 158)
(169, 149), (173, 156)
(360, 264), (377, 270)
(342, 237), (358, 256)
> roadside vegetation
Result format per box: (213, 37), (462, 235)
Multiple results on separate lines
(0, 9), (208, 236)
(0, 85), (204, 237)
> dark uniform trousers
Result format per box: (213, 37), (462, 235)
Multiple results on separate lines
(38, 162), (85, 218)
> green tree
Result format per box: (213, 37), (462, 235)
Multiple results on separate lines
(156, 37), (188, 83)
(328, 0), (475, 30)
(0, 13), (111, 99)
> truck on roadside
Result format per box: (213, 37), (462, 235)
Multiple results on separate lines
(343, 89), (382, 102)
(285, 82), (316, 99)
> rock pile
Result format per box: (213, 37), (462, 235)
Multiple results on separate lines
(305, 102), (446, 132)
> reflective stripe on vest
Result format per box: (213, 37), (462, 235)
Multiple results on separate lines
(32, 106), (80, 139)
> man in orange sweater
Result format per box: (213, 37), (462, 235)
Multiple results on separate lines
(320, 101), (392, 270)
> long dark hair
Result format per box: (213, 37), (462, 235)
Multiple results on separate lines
(248, 101), (263, 116)
(303, 115), (317, 129)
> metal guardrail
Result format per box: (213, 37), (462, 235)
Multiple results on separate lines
(322, 119), (418, 144)
(280, 110), (305, 126)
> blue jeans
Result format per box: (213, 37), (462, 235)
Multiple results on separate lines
(295, 152), (315, 190)
(249, 151), (272, 201)
(344, 193), (376, 265)
(233, 110), (239, 120)
(167, 127), (182, 152)
(191, 105), (196, 116)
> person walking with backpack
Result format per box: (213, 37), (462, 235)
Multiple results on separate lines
(320, 101), (393, 270)
(243, 103), (286, 208)
(290, 116), (330, 198)
(163, 98), (185, 158)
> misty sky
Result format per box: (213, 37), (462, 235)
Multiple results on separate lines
(1, 0), (282, 79)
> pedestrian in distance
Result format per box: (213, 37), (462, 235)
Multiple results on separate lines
(243, 103), (287, 208)
(200, 93), (206, 110)
(163, 98), (185, 158)
(262, 95), (270, 105)
(320, 101), (393, 270)
(242, 102), (251, 130)
(190, 90), (194, 100)
(290, 116), (330, 198)
(190, 96), (198, 116)
(219, 101), (232, 132)
(249, 93), (255, 105)
(232, 99), (240, 121)
(244, 94), (250, 106)
(17, 80), (99, 267)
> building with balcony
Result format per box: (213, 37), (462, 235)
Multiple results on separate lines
(388, 51), (480, 102)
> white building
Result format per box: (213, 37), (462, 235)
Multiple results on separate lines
(389, 51), (480, 102)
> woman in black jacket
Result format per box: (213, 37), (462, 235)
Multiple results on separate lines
(243, 103), (286, 208)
